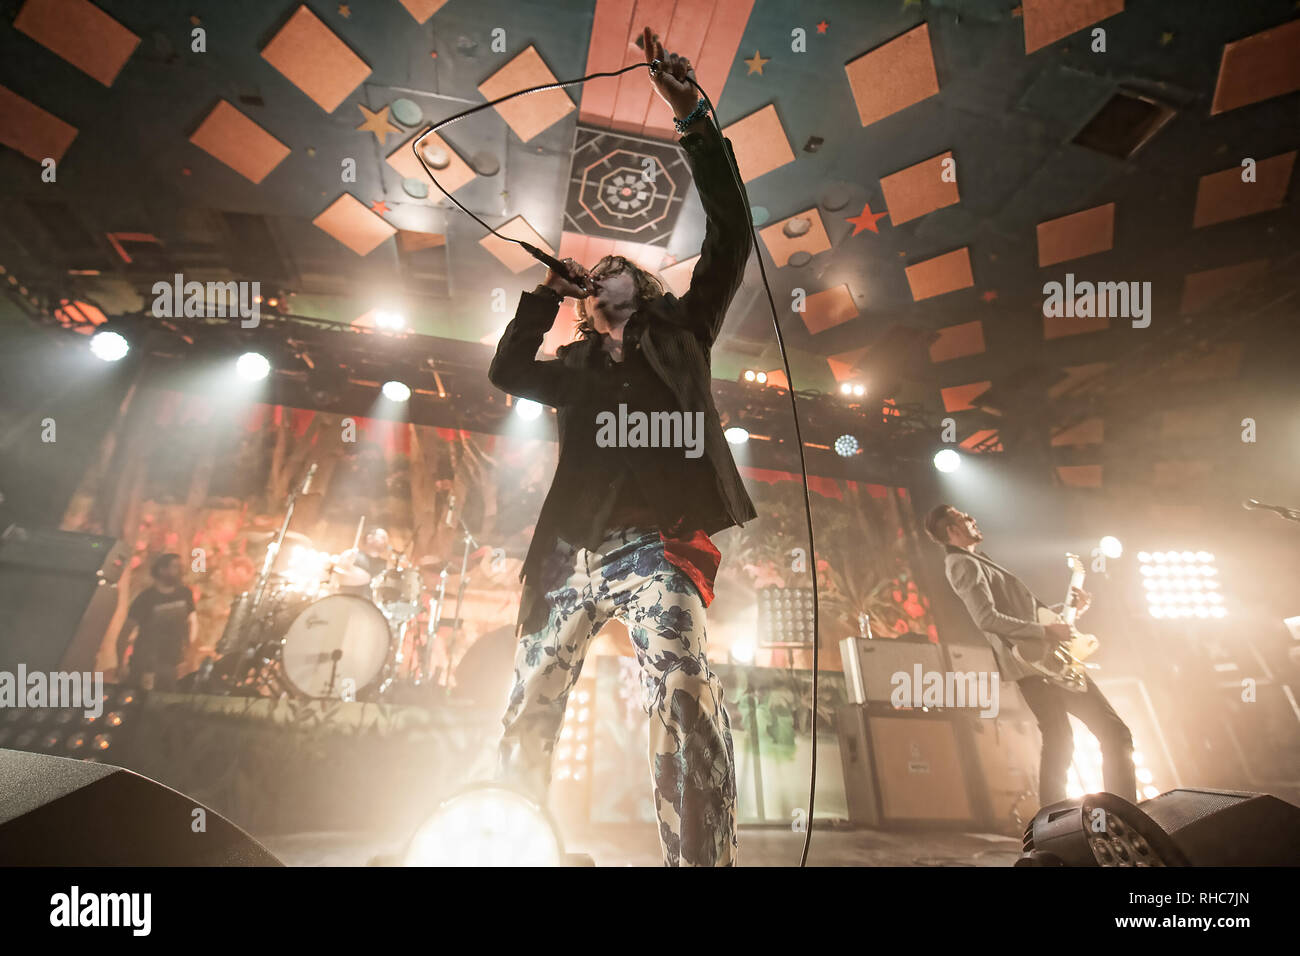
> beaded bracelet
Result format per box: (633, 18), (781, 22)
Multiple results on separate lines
(673, 97), (709, 134)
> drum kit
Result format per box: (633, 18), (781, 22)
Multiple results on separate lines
(198, 465), (491, 703)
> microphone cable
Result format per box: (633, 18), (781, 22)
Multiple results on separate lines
(412, 59), (821, 867)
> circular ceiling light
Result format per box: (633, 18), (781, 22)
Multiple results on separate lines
(236, 351), (271, 382)
(834, 434), (859, 458)
(382, 380), (412, 402)
(90, 330), (129, 362)
(933, 448), (962, 473)
(514, 398), (544, 421)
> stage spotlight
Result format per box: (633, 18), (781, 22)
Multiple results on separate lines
(933, 448), (961, 473)
(236, 351), (271, 381)
(403, 784), (564, 866)
(514, 398), (543, 421)
(1140, 549), (1225, 620)
(834, 434), (859, 458)
(90, 330), (129, 362)
(724, 426), (749, 445)
(382, 380), (411, 402)
(730, 637), (756, 664)
(1100, 536), (1123, 559)
(375, 310), (405, 331)
(741, 369), (768, 385)
(744, 370), (756, 382)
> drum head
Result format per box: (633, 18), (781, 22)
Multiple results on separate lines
(281, 595), (391, 699)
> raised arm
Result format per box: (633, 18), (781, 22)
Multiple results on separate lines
(677, 122), (753, 345)
(644, 29), (753, 346)
(488, 279), (595, 409)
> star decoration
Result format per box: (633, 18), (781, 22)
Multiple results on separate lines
(371, 199), (390, 215)
(744, 51), (770, 75)
(356, 104), (400, 143)
(816, 20), (828, 34)
(980, 290), (999, 303)
(846, 201), (888, 236)
(338, 3), (351, 16)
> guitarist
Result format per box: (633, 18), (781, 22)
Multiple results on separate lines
(925, 504), (1136, 807)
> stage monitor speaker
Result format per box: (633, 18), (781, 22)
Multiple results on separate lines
(0, 527), (127, 672)
(1139, 788), (1300, 866)
(0, 748), (282, 865)
(837, 705), (975, 827)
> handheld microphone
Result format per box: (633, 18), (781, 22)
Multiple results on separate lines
(518, 242), (589, 292)
(445, 493), (456, 527)
(300, 462), (318, 495)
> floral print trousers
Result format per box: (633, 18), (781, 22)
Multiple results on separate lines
(497, 527), (738, 866)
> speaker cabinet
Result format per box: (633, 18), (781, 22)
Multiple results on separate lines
(963, 713), (1042, 833)
(841, 636), (946, 704)
(0, 528), (127, 672)
(0, 748), (281, 865)
(837, 705), (975, 827)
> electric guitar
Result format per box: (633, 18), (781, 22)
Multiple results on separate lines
(1011, 552), (1099, 693)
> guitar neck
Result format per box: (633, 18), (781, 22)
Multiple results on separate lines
(1063, 559), (1086, 627)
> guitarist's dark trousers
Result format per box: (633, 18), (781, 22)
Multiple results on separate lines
(1017, 673), (1136, 805)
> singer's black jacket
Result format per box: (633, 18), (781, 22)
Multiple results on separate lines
(488, 118), (758, 622)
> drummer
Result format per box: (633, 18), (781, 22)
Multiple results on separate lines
(335, 527), (391, 597)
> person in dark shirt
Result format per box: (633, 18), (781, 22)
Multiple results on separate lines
(487, 29), (755, 867)
(335, 527), (392, 598)
(115, 553), (197, 691)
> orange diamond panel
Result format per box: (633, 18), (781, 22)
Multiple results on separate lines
(880, 152), (959, 225)
(261, 6), (371, 113)
(844, 24), (940, 128)
(190, 101), (290, 184)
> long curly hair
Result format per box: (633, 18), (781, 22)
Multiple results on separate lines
(573, 255), (665, 339)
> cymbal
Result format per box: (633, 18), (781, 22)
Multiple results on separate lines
(332, 565), (372, 588)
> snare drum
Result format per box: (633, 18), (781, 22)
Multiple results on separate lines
(279, 594), (393, 699)
(372, 568), (423, 620)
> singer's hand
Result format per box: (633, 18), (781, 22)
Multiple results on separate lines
(543, 257), (591, 299)
(643, 27), (699, 118)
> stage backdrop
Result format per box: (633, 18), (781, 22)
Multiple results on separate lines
(60, 386), (940, 684)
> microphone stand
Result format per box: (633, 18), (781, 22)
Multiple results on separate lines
(445, 518), (478, 692)
(1245, 498), (1300, 524)
(253, 464), (316, 612)
(229, 463), (315, 693)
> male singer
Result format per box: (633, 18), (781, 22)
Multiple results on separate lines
(487, 29), (755, 866)
(926, 504), (1136, 806)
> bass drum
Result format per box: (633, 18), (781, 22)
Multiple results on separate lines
(280, 594), (392, 700)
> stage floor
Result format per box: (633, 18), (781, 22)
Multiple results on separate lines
(263, 824), (1022, 867)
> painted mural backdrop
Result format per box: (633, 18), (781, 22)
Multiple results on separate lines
(61, 386), (938, 681)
